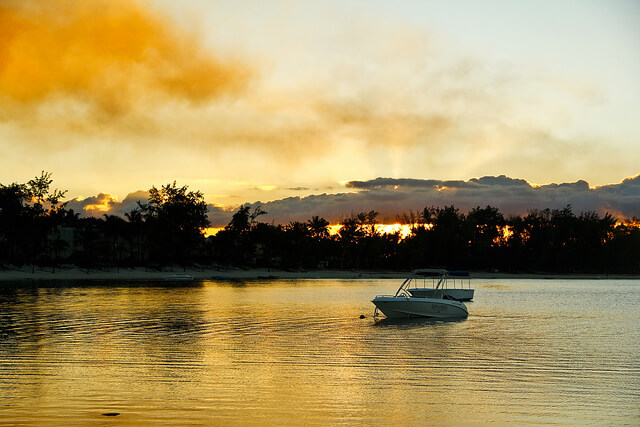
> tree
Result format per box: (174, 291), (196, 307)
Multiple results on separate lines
(226, 204), (266, 234)
(212, 204), (268, 266)
(0, 183), (31, 263)
(26, 171), (67, 214)
(285, 221), (311, 269)
(338, 212), (382, 268)
(397, 210), (427, 236)
(0, 172), (68, 265)
(125, 207), (145, 263)
(360, 210), (380, 237)
(574, 210), (616, 272)
(425, 205), (469, 268)
(137, 182), (210, 266)
(307, 216), (330, 240)
(467, 205), (506, 270)
(102, 214), (129, 267)
(306, 216), (331, 268)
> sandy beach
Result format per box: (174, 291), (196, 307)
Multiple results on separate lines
(0, 265), (636, 282)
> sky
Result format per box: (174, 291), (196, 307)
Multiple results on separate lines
(1, 0), (639, 224)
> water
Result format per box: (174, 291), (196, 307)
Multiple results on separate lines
(1, 278), (639, 425)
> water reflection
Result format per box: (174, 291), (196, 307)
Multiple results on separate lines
(373, 316), (467, 327)
(0, 279), (639, 424)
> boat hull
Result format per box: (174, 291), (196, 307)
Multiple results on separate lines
(407, 288), (474, 301)
(372, 296), (468, 319)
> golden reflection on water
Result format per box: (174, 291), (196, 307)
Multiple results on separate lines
(0, 279), (639, 424)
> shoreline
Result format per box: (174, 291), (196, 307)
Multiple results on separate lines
(0, 266), (638, 282)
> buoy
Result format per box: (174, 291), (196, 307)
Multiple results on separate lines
(359, 314), (366, 319)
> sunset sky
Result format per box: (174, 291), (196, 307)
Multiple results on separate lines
(1, 0), (639, 224)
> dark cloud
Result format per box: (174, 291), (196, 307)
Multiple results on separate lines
(469, 176), (530, 187)
(346, 178), (468, 189)
(66, 191), (148, 217)
(66, 189), (235, 227)
(227, 174), (640, 226)
(66, 174), (640, 226)
(207, 205), (235, 228)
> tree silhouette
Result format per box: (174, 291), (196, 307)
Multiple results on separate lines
(125, 207), (145, 264)
(285, 221), (310, 269)
(467, 205), (506, 270)
(3, 174), (640, 274)
(426, 205), (469, 268)
(307, 216), (329, 240)
(0, 172), (69, 266)
(213, 204), (268, 266)
(137, 182), (210, 267)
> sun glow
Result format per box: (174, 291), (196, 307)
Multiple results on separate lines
(203, 220), (639, 241)
(328, 223), (419, 239)
(496, 225), (514, 244)
(204, 227), (224, 237)
(205, 224), (421, 239)
(74, 194), (118, 213)
(377, 224), (414, 238)
(83, 204), (111, 212)
(616, 220), (640, 229)
(257, 185), (278, 191)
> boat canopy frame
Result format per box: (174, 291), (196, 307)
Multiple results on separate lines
(394, 269), (471, 296)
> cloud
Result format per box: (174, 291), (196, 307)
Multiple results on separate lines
(221, 174), (640, 226)
(0, 0), (250, 123)
(66, 193), (120, 216)
(310, 98), (453, 149)
(66, 174), (640, 226)
(0, 0), (456, 167)
(66, 191), (148, 218)
(1, 0), (634, 195)
(66, 188), (235, 227)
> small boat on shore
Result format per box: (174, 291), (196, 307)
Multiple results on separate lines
(406, 269), (474, 301)
(372, 269), (469, 319)
(163, 274), (195, 281)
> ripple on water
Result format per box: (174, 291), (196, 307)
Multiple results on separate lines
(0, 279), (639, 424)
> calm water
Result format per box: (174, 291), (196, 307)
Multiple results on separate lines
(0, 278), (639, 425)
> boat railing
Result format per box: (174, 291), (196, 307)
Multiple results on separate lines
(374, 293), (409, 299)
(405, 270), (472, 290)
(410, 275), (445, 290)
(385, 270), (472, 298)
(447, 271), (471, 289)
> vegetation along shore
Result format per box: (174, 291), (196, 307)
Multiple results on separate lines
(1, 172), (639, 276)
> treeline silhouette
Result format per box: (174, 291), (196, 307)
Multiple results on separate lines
(1, 173), (639, 273)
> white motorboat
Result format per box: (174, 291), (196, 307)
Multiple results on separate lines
(372, 270), (469, 319)
(405, 269), (474, 302)
(372, 294), (468, 319)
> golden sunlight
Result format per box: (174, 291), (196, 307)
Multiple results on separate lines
(616, 220), (640, 229)
(329, 223), (419, 239)
(0, 0), (250, 119)
(204, 227), (224, 237)
(206, 224), (421, 238)
(83, 204), (111, 213)
(495, 225), (514, 244)
(74, 194), (118, 213)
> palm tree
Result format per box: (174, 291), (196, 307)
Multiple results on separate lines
(125, 208), (145, 264)
(285, 221), (310, 269)
(307, 216), (329, 240)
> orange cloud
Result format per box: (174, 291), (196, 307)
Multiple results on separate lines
(71, 193), (119, 215)
(0, 0), (250, 118)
